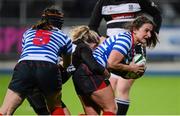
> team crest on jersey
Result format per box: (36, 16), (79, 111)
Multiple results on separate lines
(129, 4), (134, 11)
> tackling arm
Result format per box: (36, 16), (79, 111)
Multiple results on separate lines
(88, 0), (104, 35)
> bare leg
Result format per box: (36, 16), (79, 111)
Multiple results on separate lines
(0, 89), (24, 115)
(63, 107), (71, 115)
(116, 78), (134, 100)
(79, 95), (101, 115)
(91, 85), (117, 114)
(109, 76), (118, 95)
(110, 74), (135, 115)
(78, 85), (116, 115)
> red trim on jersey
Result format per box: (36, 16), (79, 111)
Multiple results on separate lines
(97, 81), (107, 90)
(131, 31), (135, 58)
(111, 13), (135, 19)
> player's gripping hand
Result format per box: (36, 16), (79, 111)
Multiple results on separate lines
(66, 64), (76, 74)
(58, 64), (76, 84)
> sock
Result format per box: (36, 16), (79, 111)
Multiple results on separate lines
(51, 106), (65, 115)
(102, 111), (115, 115)
(115, 98), (130, 115)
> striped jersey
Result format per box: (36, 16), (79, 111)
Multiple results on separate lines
(89, 0), (162, 36)
(93, 31), (134, 67)
(18, 27), (73, 64)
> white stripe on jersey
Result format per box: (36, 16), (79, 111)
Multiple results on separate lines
(93, 32), (132, 67)
(19, 28), (73, 64)
(102, 3), (141, 15)
(106, 18), (134, 24)
(106, 28), (128, 37)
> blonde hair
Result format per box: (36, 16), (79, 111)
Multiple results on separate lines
(70, 25), (100, 45)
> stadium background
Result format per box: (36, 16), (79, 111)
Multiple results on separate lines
(0, 0), (180, 115)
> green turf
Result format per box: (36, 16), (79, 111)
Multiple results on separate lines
(0, 74), (180, 115)
(128, 76), (180, 115)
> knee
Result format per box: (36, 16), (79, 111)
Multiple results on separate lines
(117, 85), (131, 94)
(117, 80), (133, 95)
(103, 104), (117, 114)
(116, 84), (132, 99)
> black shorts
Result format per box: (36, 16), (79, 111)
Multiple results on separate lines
(72, 63), (110, 95)
(8, 60), (62, 97)
(26, 87), (67, 115)
(26, 88), (50, 115)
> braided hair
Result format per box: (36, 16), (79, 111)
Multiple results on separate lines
(32, 6), (64, 30)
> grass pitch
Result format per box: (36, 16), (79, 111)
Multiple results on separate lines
(0, 74), (180, 115)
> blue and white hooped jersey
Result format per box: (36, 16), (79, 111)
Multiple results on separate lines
(93, 31), (134, 67)
(18, 27), (73, 64)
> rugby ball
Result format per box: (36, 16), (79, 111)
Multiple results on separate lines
(110, 54), (146, 79)
(125, 54), (146, 79)
(134, 54), (146, 65)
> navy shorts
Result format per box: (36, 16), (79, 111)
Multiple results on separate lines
(72, 63), (110, 95)
(8, 60), (62, 97)
(26, 88), (50, 115)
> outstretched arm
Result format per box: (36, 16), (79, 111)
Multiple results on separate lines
(88, 0), (104, 35)
(81, 45), (106, 75)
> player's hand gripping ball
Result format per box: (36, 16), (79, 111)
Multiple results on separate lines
(125, 54), (146, 79)
(110, 54), (146, 79)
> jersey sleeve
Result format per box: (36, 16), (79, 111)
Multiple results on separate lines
(61, 36), (73, 55)
(80, 44), (105, 75)
(88, 0), (104, 35)
(21, 29), (31, 51)
(112, 35), (131, 56)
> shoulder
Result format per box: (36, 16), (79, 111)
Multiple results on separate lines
(116, 32), (132, 41)
(52, 28), (67, 37)
(23, 28), (35, 37)
(74, 41), (90, 51)
(51, 29), (72, 42)
(114, 32), (132, 48)
(75, 41), (89, 49)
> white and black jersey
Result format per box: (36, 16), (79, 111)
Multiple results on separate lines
(89, 0), (162, 36)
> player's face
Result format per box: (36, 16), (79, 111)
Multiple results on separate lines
(134, 23), (153, 44)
